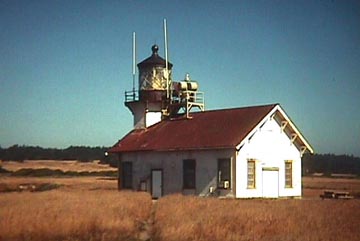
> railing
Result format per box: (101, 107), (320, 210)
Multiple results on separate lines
(124, 90), (139, 102)
(125, 89), (204, 104)
(172, 90), (204, 105)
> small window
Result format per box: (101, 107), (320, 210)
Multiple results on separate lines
(218, 158), (231, 189)
(285, 160), (293, 188)
(183, 159), (196, 189)
(121, 162), (133, 189)
(247, 159), (256, 189)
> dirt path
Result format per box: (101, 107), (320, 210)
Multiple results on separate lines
(137, 200), (157, 241)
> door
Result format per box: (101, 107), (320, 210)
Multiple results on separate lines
(151, 169), (163, 199)
(121, 162), (133, 189)
(262, 168), (279, 198)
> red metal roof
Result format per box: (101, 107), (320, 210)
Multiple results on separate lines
(110, 104), (277, 153)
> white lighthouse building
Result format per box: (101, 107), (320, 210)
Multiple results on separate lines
(111, 31), (313, 199)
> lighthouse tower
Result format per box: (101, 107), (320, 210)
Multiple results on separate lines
(125, 44), (173, 129)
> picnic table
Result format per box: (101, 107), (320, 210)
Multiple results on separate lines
(320, 190), (354, 199)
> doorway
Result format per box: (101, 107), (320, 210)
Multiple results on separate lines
(262, 167), (279, 198)
(151, 169), (163, 199)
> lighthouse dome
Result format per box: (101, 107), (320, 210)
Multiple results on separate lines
(137, 45), (173, 69)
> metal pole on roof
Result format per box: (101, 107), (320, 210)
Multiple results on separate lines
(132, 31), (136, 100)
(163, 19), (170, 100)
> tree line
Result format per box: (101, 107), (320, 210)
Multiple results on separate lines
(302, 153), (360, 176)
(0, 145), (359, 175)
(0, 145), (109, 162)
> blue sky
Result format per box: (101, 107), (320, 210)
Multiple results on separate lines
(0, 0), (359, 156)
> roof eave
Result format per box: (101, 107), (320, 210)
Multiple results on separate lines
(275, 105), (314, 154)
(109, 145), (235, 154)
(235, 104), (314, 155)
(236, 104), (279, 150)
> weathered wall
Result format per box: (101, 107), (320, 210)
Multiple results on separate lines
(236, 117), (302, 198)
(122, 149), (235, 197)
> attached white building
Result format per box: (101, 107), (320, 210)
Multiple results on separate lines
(110, 103), (313, 199)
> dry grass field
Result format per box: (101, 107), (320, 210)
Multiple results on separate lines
(0, 161), (152, 241)
(1, 160), (360, 241)
(0, 190), (152, 241)
(302, 176), (360, 198)
(1, 160), (116, 172)
(154, 195), (360, 241)
(0, 160), (117, 192)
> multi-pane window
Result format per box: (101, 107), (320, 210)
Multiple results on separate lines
(285, 160), (293, 188)
(121, 162), (133, 189)
(183, 159), (196, 189)
(218, 158), (231, 189)
(247, 159), (256, 189)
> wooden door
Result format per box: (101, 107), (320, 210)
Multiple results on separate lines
(151, 169), (163, 199)
(262, 169), (279, 198)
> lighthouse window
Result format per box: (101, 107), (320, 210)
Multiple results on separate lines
(183, 159), (196, 189)
(218, 158), (231, 189)
(121, 162), (133, 189)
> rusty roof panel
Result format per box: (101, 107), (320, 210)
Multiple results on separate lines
(110, 104), (277, 153)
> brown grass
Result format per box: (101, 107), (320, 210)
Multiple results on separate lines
(303, 176), (360, 198)
(1, 161), (360, 241)
(0, 176), (118, 193)
(1, 160), (116, 172)
(0, 190), (152, 241)
(153, 194), (360, 241)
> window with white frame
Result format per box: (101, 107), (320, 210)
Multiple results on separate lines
(247, 159), (256, 189)
(285, 160), (293, 188)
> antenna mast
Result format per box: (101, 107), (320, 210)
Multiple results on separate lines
(163, 19), (170, 100)
(132, 32), (136, 100)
